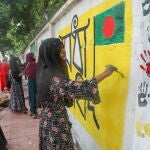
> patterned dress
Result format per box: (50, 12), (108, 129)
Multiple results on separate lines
(39, 76), (100, 150)
(10, 74), (27, 112)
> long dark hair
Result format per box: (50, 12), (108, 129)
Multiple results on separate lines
(38, 38), (68, 75)
(9, 56), (20, 72)
(36, 38), (69, 106)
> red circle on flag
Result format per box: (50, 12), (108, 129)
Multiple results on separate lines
(102, 16), (115, 38)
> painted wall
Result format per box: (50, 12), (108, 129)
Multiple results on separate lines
(131, 0), (150, 150)
(23, 24), (50, 59)
(23, 0), (150, 149)
(54, 0), (132, 150)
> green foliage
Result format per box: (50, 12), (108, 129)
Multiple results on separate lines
(0, 0), (67, 56)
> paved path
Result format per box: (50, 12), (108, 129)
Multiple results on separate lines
(0, 80), (79, 150)
(0, 80), (39, 150)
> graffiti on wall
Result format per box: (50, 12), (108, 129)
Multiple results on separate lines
(60, 2), (125, 130)
(142, 0), (150, 44)
(94, 2), (125, 46)
(138, 81), (150, 107)
(58, 1), (132, 150)
(60, 14), (90, 76)
(59, 14), (101, 129)
(142, 0), (150, 16)
(136, 1), (150, 148)
(139, 50), (150, 77)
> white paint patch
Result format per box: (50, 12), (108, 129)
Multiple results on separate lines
(74, 36), (82, 69)
(67, 109), (101, 150)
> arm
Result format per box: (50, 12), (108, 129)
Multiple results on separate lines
(94, 71), (112, 83)
(49, 65), (117, 104)
(94, 65), (117, 83)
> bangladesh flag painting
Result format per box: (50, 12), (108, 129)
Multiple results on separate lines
(94, 2), (125, 45)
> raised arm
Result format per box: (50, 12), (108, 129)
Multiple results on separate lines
(94, 65), (117, 83)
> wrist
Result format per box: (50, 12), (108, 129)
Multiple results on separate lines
(103, 71), (111, 77)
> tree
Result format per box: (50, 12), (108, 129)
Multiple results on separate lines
(0, 2), (13, 56)
(0, 0), (67, 56)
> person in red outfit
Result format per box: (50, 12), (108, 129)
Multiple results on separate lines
(0, 57), (9, 91)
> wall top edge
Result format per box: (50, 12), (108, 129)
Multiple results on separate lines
(50, 0), (82, 24)
(24, 0), (82, 50)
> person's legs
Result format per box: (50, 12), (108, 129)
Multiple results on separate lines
(28, 79), (37, 118)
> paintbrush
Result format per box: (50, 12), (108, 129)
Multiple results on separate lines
(105, 65), (125, 78)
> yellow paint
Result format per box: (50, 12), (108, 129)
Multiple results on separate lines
(58, 0), (132, 150)
(136, 121), (150, 137)
(136, 121), (144, 137)
(144, 123), (150, 136)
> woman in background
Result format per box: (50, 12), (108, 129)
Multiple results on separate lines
(26, 52), (38, 119)
(9, 56), (27, 113)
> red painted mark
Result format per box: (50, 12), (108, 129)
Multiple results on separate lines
(140, 54), (146, 63)
(148, 50), (150, 56)
(139, 50), (150, 77)
(140, 65), (146, 71)
(103, 16), (115, 38)
(146, 62), (150, 73)
(144, 50), (147, 57)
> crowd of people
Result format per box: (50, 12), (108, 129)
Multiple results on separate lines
(0, 53), (37, 119)
(0, 38), (117, 150)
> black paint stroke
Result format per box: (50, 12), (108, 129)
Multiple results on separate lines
(87, 101), (100, 129)
(73, 34), (83, 74)
(75, 72), (100, 129)
(59, 34), (72, 71)
(72, 15), (90, 77)
(142, 0), (150, 16)
(59, 15), (100, 129)
(138, 81), (149, 107)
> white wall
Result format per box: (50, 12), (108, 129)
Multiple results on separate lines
(36, 24), (50, 58)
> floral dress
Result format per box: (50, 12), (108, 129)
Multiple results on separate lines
(10, 71), (27, 112)
(39, 76), (100, 150)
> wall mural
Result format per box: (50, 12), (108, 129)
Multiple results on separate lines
(139, 50), (150, 77)
(59, 14), (101, 129)
(142, 0), (150, 16)
(135, 0), (150, 149)
(138, 81), (150, 107)
(136, 80), (150, 139)
(94, 2), (125, 46)
(142, 0), (150, 45)
(58, 1), (132, 149)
